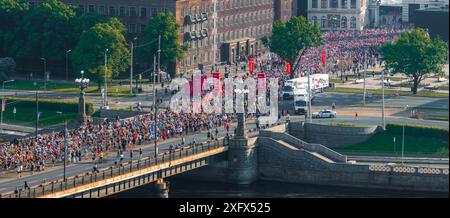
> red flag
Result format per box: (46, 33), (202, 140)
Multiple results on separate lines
(1, 99), (6, 112)
(286, 62), (291, 75)
(249, 58), (254, 74)
(321, 51), (326, 66)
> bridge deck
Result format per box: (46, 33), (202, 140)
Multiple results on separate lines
(0, 141), (228, 198)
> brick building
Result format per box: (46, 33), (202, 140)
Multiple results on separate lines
(26, 0), (292, 75)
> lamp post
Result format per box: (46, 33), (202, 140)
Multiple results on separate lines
(40, 57), (47, 91)
(66, 50), (71, 81)
(1, 80), (14, 133)
(103, 49), (109, 109)
(56, 111), (68, 182)
(153, 55), (158, 161)
(130, 37), (137, 94)
(401, 105), (408, 165)
(381, 69), (386, 130)
(307, 67), (312, 123)
(75, 70), (90, 123)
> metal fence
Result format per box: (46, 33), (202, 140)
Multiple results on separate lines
(0, 138), (227, 198)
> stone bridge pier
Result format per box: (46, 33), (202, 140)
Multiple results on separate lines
(226, 113), (258, 185)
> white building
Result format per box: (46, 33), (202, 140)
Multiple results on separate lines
(307, 0), (370, 31)
(401, 0), (449, 23)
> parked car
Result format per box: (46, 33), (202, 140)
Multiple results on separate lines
(312, 109), (337, 118)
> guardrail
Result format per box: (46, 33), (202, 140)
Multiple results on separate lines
(369, 165), (449, 176)
(0, 138), (228, 198)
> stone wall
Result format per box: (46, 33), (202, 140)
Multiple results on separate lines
(257, 137), (449, 193)
(288, 122), (381, 147)
(259, 128), (347, 163)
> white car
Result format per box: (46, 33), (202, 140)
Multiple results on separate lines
(312, 109), (337, 119)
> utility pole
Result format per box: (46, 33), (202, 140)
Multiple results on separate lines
(307, 68), (312, 123)
(35, 91), (39, 138)
(402, 124), (405, 165)
(363, 70), (366, 105)
(130, 41), (134, 94)
(130, 37), (137, 94)
(66, 50), (71, 81)
(381, 70), (386, 130)
(104, 48), (109, 109)
(158, 33), (161, 83)
(153, 55), (158, 162)
(212, 0), (218, 71)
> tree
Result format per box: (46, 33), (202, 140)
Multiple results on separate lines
(138, 12), (188, 74)
(71, 18), (130, 89)
(14, 0), (78, 61)
(262, 16), (322, 76)
(0, 57), (16, 82)
(381, 28), (448, 94)
(0, 0), (29, 57)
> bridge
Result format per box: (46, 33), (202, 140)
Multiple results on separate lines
(0, 114), (448, 198)
(0, 140), (228, 198)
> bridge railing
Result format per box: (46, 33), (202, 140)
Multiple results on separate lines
(0, 138), (228, 198)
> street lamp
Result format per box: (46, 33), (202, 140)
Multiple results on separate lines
(40, 57), (47, 91)
(307, 67), (312, 123)
(153, 55), (158, 161)
(381, 69), (386, 130)
(75, 70), (90, 123)
(56, 111), (68, 182)
(401, 105), (409, 165)
(103, 49), (109, 109)
(1, 80), (14, 133)
(66, 50), (71, 81)
(130, 37), (137, 94)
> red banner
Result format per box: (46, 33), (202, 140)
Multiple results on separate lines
(321, 51), (326, 66)
(249, 58), (254, 74)
(286, 62), (291, 75)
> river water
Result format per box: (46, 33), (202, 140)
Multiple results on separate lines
(111, 178), (447, 198)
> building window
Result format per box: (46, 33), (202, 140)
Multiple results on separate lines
(311, 16), (318, 24)
(130, 24), (136, 33)
(350, 16), (356, 28)
(88, 5), (95, 13)
(321, 0), (328, 8)
(79, 4), (85, 13)
(330, 0), (338, 8)
(141, 24), (146, 32)
(109, 6), (115, 16)
(350, 0), (356, 9)
(312, 0), (318, 8)
(141, 8), (147, 17)
(130, 7), (137, 17)
(119, 7), (125, 16)
(341, 16), (347, 28)
(98, 6), (105, 15)
(321, 16), (326, 28)
(180, 7), (184, 17)
(151, 8), (157, 16)
(341, 0), (347, 9)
